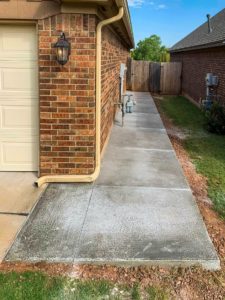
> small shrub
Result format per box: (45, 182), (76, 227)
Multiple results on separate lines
(204, 103), (225, 135)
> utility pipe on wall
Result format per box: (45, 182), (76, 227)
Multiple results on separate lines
(36, 7), (124, 187)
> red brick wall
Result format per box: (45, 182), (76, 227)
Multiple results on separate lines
(38, 14), (96, 176)
(101, 27), (130, 149)
(171, 47), (225, 104)
(38, 13), (130, 176)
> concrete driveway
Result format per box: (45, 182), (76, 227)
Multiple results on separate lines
(5, 92), (220, 270)
(0, 172), (46, 262)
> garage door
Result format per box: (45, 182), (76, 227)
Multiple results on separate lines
(0, 25), (38, 171)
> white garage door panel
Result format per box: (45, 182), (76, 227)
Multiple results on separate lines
(1, 105), (38, 128)
(2, 69), (37, 91)
(0, 62), (38, 96)
(0, 26), (37, 60)
(2, 32), (34, 51)
(0, 25), (38, 171)
(0, 140), (38, 171)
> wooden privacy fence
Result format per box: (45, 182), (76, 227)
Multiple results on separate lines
(127, 58), (182, 95)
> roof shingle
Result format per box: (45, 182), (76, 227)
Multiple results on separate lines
(170, 8), (225, 52)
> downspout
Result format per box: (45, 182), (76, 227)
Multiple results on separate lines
(36, 7), (124, 187)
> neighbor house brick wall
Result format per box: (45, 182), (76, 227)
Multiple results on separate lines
(101, 26), (130, 149)
(38, 14), (96, 176)
(171, 47), (225, 104)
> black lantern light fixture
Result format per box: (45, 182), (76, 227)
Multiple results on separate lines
(54, 32), (71, 65)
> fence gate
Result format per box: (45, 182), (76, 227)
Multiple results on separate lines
(129, 59), (150, 92)
(160, 62), (182, 94)
(127, 59), (182, 95)
(149, 62), (161, 93)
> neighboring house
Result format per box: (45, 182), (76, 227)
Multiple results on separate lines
(0, 0), (134, 185)
(170, 8), (225, 105)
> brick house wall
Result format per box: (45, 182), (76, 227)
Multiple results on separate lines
(171, 47), (225, 104)
(101, 26), (130, 149)
(38, 13), (130, 177)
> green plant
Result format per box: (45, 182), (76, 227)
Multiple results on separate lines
(204, 103), (225, 135)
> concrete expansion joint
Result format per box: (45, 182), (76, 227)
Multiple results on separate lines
(72, 186), (94, 260)
(94, 185), (191, 191)
(118, 147), (174, 152)
(132, 112), (158, 115)
(122, 127), (166, 131)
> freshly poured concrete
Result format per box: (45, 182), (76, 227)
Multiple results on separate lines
(6, 184), (92, 262)
(0, 215), (26, 262)
(6, 92), (220, 270)
(123, 113), (164, 129)
(76, 187), (216, 265)
(97, 147), (188, 188)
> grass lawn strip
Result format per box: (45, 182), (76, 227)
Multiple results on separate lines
(0, 271), (169, 300)
(157, 96), (225, 219)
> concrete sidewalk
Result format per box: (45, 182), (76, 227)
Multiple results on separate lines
(5, 92), (220, 270)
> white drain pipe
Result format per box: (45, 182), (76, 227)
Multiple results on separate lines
(36, 7), (124, 187)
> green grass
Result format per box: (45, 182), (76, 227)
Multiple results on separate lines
(158, 96), (225, 219)
(159, 95), (205, 132)
(147, 286), (169, 300)
(0, 272), (115, 300)
(131, 283), (140, 300)
(0, 271), (169, 300)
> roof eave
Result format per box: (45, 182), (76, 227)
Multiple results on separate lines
(170, 40), (225, 53)
(67, 0), (134, 48)
(114, 0), (135, 48)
